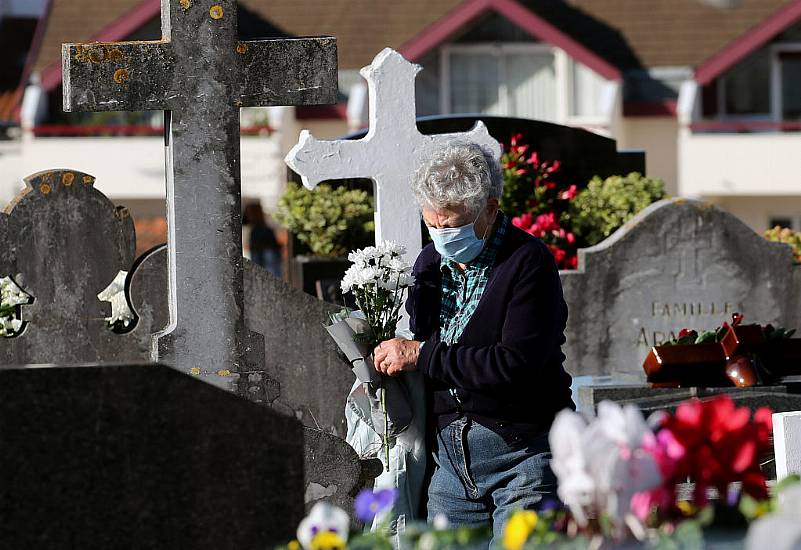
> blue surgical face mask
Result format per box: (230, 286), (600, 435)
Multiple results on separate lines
(428, 210), (490, 264)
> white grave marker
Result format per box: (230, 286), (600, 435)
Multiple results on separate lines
(774, 411), (801, 480)
(285, 48), (501, 265)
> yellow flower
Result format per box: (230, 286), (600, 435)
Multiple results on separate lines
(288, 541), (300, 550)
(503, 510), (538, 550)
(189, 367), (200, 375)
(677, 500), (698, 517)
(309, 531), (346, 550)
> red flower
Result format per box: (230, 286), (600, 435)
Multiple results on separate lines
(566, 232), (576, 245)
(512, 213), (533, 230)
(659, 395), (772, 505)
(535, 212), (560, 233)
(567, 255), (578, 269)
(560, 184), (578, 201)
(678, 328), (693, 338)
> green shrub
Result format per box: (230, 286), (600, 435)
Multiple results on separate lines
(765, 226), (801, 263)
(567, 172), (666, 246)
(275, 182), (374, 257)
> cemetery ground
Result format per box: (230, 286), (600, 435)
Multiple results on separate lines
(2, 2), (801, 548)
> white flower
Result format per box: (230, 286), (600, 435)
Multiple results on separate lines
(385, 257), (409, 273)
(746, 483), (801, 550)
(361, 246), (379, 261)
(347, 249), (367, 266)
(296, 502), (350, 550)
(377, 240), (406, 257)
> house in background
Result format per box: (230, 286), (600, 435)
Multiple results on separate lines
(1, 0), (800, 250)
(0, 0), (47, 132)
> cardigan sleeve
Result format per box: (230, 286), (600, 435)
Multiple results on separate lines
(416, 243), (567, 390)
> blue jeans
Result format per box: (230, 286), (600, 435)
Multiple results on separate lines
(427, 417), (555, 547)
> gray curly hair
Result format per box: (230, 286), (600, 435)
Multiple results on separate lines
(412, 143), (503, 216)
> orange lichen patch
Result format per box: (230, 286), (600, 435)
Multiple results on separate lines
(75, 45), (126, 65)
(39, 183), (52, 195)
(113, 68), (130, 84)
(209, 4), (224, 19)
(236, 43), (248, 54)
(61, 172), (75, 186)
(216, 369), (232, 377)
(179, 0), (192, 9)
(82, 175), (94, 185)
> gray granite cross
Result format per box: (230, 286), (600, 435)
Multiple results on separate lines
(62, 0), (337, 379)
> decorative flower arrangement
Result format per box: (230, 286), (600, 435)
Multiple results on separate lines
(339, 241), (414, 348)
(501, 134), (579, 270)
(0, 276), (30, 337)
(324, 241), (416, 468)
(278, 396), (773, 550)
(548, 396), (773, 546)
(500, 134), (666, 270)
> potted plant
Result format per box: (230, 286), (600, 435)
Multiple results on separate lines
(274, 182), (374, 300)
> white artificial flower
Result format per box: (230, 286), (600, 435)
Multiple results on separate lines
(549, 401), (663, 529)
(296, 502), (350, 550)
(746, 484), (801, 550)
(97, 271), (135, 328)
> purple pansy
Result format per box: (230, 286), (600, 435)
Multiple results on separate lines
(354, 488), (398, 523)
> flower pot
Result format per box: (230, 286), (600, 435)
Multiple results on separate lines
(643, 343), (730, 386)
(720, 324), (765, 358)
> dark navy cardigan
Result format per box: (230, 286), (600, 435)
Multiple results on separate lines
(406, 224), (575, 443)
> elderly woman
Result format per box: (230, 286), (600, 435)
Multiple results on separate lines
(373, 142), (575, 540)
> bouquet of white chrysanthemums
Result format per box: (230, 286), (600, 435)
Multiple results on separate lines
(325, 242), (416, 464)
(0, 276), (30, 337)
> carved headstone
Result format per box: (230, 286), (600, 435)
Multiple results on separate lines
(62, 0), (338, 380)
(562, 198), (801, 378)
(1, 169), (136, 365)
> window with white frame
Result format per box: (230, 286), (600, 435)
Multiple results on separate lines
(709, 44), (801, 120)
(440, 44), (558, 121)
(569, 58), (608, 118)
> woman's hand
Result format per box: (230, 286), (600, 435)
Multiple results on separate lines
(373, 338), (421, 376)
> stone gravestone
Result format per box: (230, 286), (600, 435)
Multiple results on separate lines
(0, 363), (304, 549)
(0, 169), (137, 365)
(62, 0), (337, 379)
(285, 48), (501, 271)
(563, 198), (801, 380)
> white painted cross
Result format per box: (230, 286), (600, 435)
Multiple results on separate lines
(285, 48), (501, 265)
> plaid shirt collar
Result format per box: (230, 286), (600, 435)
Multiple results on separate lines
(440, 211), (509, 275)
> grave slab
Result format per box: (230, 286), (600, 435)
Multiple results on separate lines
(0, 363), (304, 549)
